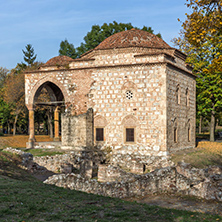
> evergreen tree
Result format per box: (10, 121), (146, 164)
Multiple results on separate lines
(22, 44), (37, 66)
(59, 39), (77, 59)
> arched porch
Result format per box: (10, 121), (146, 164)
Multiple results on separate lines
(26, 81), (66, 148)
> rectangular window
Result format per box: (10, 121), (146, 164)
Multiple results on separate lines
(96, 128), (104, 141)
(126, 128), (134, 142)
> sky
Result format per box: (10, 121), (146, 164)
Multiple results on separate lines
(0, 0), (190, 69)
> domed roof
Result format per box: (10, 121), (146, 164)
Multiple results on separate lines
(44, 55), (74, 66)
(95, 29), (171, 50)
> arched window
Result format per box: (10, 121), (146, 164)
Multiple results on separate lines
(122, 115), (138, 143)
(176, 84), (180, 105)
(188, 120), (191, 142)
(121, 81), (136, 101)
(172, 118), (178, 143)
(94, 115), (107, 142)
(174, 127), (178, 143)
(186, 88), (189, 106)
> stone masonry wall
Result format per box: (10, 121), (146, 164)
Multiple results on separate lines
(25, 68), (93, 114)
(90, 62), (168, 155)
(166, 65), (196, 152)
(25, 46), (195, 156)
(61, 108), (94, 148)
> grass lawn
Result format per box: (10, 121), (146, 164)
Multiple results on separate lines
(0, 151), (221, 222)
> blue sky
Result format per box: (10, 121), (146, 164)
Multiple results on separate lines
(0, 0), (190, 69)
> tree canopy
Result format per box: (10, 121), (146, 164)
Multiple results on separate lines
(59, 21), (162, 58)
(59, 39), (77, 59)
(175, 0), (222, 141)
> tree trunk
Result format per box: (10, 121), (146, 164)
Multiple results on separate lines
(13, 113), (18, 136)
(7, 122), (10, 134)
(210, 107), (216, 142)
(199, 116), (202, 134)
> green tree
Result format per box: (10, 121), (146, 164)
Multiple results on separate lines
(22, 44), (37, 66)
(174, 0), (222, 141)
(59, 21), (162, 58)
(0, 67), (9, 89)
(0, 100), (13, 134)
(59, 39), (77, 59)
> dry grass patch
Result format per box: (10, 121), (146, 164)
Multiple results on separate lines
(0, 135), (54, 149)
(196, 141), (222, 155)
(171, 141), (222, 168)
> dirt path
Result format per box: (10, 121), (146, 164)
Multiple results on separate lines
(125, 194), (222, 216)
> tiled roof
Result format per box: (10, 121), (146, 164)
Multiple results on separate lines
(95, 29), (171, 50)
(43, 55), (74, 66)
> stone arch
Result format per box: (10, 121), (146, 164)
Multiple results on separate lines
(121, 81), (137, 101)
(94, 115), (108, 143)
(94, 115), (108, 127)
(121, 81), (137, 90)
(122, 115), (138, 126)
(27, 76), (69, 109)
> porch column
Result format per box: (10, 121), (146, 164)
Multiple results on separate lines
(54, 106), (60, 141)
(28, 108), (35, 148)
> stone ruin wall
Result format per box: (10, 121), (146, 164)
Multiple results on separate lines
(4, 148), (222, 202)
(61, 108), (94, 148)
(44, 163), (222, 202)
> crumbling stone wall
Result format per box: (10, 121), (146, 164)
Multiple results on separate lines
(4, 148), (222, 202)
(33, 150), (105, 175)
(44, 163), (222, 202)
(61, 108), (94, 149)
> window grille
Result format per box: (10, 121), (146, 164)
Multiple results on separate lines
(126, 128), (134, 142)
(126, 90), (133, 100)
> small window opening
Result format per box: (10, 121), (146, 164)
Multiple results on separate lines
(188, 124), (191, 142)
(126, 90), (133, 100)
(176, 85), (180, 105)
(126, 128), (134, 142)
(143, 164), (146, 173)
(96, 128), (104, 141)
(186, 88), (189, 106)
(174, 128), (177, 143)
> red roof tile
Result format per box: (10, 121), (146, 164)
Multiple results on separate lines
(44, 55), (74, 66)
(95, 29), (171, 50)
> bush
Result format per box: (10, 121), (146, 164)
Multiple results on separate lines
(0, 132), (4, 137)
